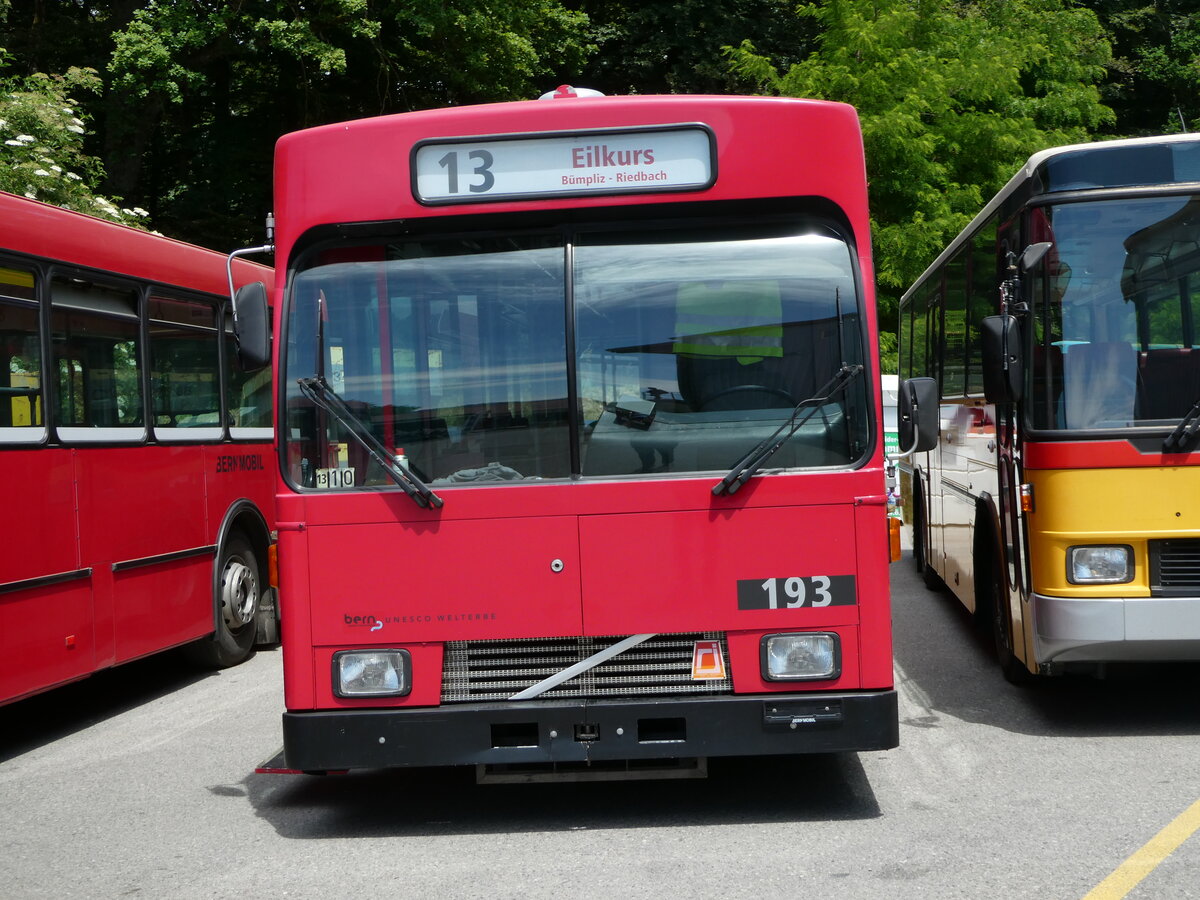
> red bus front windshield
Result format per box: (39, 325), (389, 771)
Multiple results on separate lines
(282, 218), (870, 488)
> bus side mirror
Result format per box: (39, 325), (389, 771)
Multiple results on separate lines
(233, 281), (271, 370)
(1021, 241), (1052, 273)
(981, 315), (1022, 403)
(898, 376), (938, 454)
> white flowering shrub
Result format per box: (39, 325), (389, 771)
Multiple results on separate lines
(0, 64), (148, 227)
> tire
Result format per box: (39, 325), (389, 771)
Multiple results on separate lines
(912, 482), (944, 591)
(185, 534), (260, 668)
(978, 546), (1033, 685)
(912, 488), (926, 575)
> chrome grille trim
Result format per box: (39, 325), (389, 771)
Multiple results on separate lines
(441, 632), (732, 702)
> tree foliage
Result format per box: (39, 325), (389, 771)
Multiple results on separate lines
(1083, 1), (1200, 135)
(575, 0), (816, 95)
(0, 0), (1189, 360)
(728, 0), (1114, 370)
(2, 0), (593, 247)
(0, 56), (143, 225)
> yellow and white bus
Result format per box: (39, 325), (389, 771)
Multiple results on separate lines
(898, 133), (1200, 680)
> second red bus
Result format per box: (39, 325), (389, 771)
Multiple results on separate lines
(0, 192), (276, 706)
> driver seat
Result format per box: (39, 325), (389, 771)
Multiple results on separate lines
(1062, 341), (1137, 428)
(672, 281), (791, 410)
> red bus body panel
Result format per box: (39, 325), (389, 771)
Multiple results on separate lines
(0, 191), (275, 705)
(269, 95), (896, 766)
(278, 473), (892, 710)
(273, 96), (874, 285)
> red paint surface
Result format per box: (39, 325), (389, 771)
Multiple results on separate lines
(269, 95), (893, 715)
(0, 193), (275, 704)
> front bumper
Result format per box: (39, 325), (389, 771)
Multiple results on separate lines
(1033, 592), (1200, 664)
(281, 690), (898, 772)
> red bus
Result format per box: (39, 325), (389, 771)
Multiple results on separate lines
(243, 89), (897, 777)
(0, 191), (276, 706)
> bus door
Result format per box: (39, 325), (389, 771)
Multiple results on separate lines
(994, 402), (1026, 618)
(993, 229), (1035, 663)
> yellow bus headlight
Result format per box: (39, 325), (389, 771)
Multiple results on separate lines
(1067, 545), (1133, 585)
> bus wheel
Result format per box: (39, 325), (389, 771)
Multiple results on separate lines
(186, 534), (260, 668)
(912, 484), (943, 590)
(982, 557), (1033, 685)
(912, 488), (925, 575)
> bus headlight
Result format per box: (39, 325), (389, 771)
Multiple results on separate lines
(1067, 545), (1133, 584)
(761, 633), (840, 681)
(332, 650), (412, 697)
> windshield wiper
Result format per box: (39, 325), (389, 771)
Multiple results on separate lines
(711, 364), (864, 497)
(1163, 399), (1200, 453)
(296, 376), (443, 509)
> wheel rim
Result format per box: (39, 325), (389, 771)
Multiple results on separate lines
(220, 555), (258, 630)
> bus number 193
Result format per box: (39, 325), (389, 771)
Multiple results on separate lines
(737, 575), (857, 610)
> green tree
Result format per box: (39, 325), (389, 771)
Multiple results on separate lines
(1, 0), (593, 247)
(575, 0), (815, 95)
(0, 58), (143, 225)
(100, 0), (593, 247)
(728, 0), (1114, 371)
(1083, 1), (1200, 135)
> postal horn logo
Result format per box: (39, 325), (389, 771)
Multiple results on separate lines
(345, 614), (383, 632)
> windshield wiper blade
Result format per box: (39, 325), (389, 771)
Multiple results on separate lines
(712, 365), (863, 497)
(1163, 399), (1200, 453)
(296, 376), (443, 509)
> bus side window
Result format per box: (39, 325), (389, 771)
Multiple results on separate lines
(967, 218), (998, 395)
(149, 295), (220, 429)
(50, 277), (142, 432)
(942, 251), (967, 397)
(0, 265), (42, 437)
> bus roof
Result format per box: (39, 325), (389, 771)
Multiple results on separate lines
(272, 94), (872, 264)
(899, 132), (1200, 307)
(0, 190), (269, 296)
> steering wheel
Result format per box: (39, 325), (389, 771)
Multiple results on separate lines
(697, 384), (795, 411)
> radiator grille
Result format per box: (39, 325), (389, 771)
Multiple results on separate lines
(1153, 539), (1200, 591)
(441, 632), (732, 703)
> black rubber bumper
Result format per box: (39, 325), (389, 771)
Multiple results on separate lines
(281, 690), (898, 772)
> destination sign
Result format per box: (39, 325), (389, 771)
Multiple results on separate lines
(412, 125), (715, 204)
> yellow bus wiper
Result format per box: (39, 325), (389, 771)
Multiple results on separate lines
(297, 376), (444, 509)
(1163, 399), (1200, 453)
(712, 364), (863, 496)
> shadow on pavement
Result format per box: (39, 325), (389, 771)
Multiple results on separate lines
(246, 750), (882, 839)
(890, 551), (1200, 738)
(0, 647), (232, 763)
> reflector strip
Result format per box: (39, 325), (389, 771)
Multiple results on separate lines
(691, 640), (727, 679)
